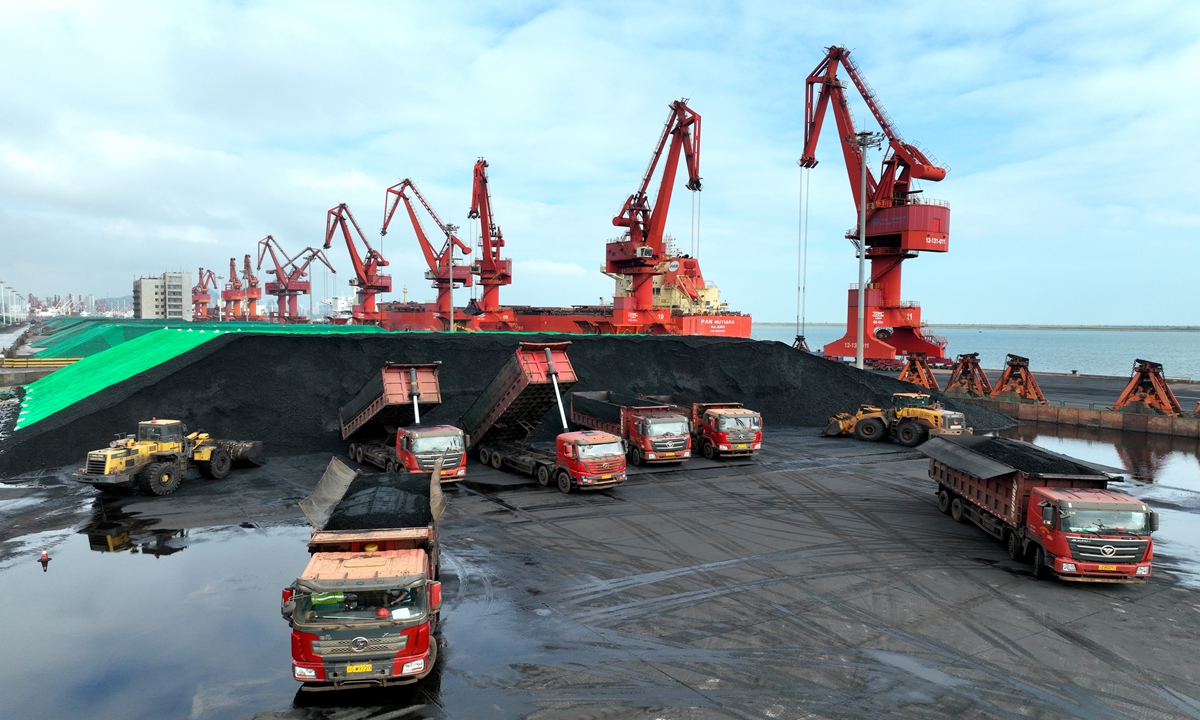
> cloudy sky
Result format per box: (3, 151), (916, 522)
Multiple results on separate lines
(1, 1), (1197, 324)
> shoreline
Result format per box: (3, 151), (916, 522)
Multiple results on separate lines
(754, 322), (1200, 332)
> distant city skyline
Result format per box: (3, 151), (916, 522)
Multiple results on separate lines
(1, 2), (1197, 325)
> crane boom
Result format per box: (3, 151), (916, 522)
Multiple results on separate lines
(381, 179), (473, 323)
(257, 235), (335, 321)
(467, 158), (512, 313)
(324, 203), (392, 321)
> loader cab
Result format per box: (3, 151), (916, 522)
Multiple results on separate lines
(892, 393), (932, 410)
(137, 420), (185, 448)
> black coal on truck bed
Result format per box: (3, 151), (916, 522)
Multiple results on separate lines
(959, 437), (1108, 477)
(323, 473), (432, 531)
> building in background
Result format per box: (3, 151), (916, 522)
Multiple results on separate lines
(133, 271), (191, 321)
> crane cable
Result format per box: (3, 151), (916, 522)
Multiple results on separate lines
(796, 165), (811, 346)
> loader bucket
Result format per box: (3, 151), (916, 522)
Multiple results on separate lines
(823, 420), (846, 437)
(216, 440), (264, 465)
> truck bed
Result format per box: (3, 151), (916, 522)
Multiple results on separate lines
(460, 342), (576, 448)
(339, 363), (443, 440)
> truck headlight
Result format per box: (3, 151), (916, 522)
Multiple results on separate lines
(1060, 562), (1077, 573)
(293, 666), (317, 680)
(647, 453), (657, 460)
(456, 468), (465, 476)
(1136, 566), (1150, 575)
(753, 443), (761, 449)
(401, 659), (425, 675)
(683, 451), (690, 457)
(719, 444), (730, 451)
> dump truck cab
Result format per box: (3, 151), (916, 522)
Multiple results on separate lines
(555, 430), (627, 491)
(694, 405), (762, 459)
(1026, 487), (1155, 581)
(395, 426), (467, 480)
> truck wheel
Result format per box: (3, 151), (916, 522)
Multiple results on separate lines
(896, 421), (928, 447)
(630, 447), (644, 466)
(702, 441), (715, 460)
(478, 447), (491, 465)
(347, 443), (357, 460)
(1007, 532), (1027, 562)
(354, 445), (365, 464)
(557, 471), (573, 494)
(490, 451), (504, 470)
(950, 496), (969, 524)
(937, 488), (952, 515)
(385, 460), (397, 473)
(138, 462), (181, 496)
(855, 418), (886, 442)
(536, 465), (551, 487)
(200, 448), (231, 479)
(1033, 546), (1052, 580)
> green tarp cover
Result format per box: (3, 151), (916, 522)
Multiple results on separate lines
(15, 324), (388, 431)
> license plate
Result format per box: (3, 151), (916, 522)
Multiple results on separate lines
(345, 663), (372, 674)
(1097, 565), (1117, 571)
(736, 444), (748, 449)
(665, 452), (675, 457)
(602, 474), (611, 479)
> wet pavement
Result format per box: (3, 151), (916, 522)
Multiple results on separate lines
(2, 430), (1200, 719)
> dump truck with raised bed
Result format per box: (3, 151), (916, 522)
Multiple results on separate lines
(460, 341), (627, 493)
(339, 363), (466, 482)
(72, 418), (262, 496)
(282, 457), (446, 690)
(569, 391), (691, 465)
(824, 392), (966, 447)
(922, 435), (1158, 583)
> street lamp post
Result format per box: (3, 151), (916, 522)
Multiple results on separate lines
(851, 131), (884, 370)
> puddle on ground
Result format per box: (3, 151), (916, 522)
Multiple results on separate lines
(999, 422), (1200, 589)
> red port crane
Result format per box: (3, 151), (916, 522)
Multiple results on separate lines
(257, 236), (336, 322)
(800, 46), (950, 361)
(191, 267), (219, 321)
(221, 257), (244, 321)
(324, 203), (392, 324)
(381, 180), (473, 326)
(467, 159), (513, 315)
(609, 100), (701, 321)
(242, 254), (263, 320)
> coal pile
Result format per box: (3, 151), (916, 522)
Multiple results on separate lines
(324, 473), (432, 531)
(967, 437), (1100, 476)
(0, 333), (1015, 477)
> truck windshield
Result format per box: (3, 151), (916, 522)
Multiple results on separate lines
(294, 585), (426, 625)
(718, 415), (761, 431)
(646, 420), (688, 436)
(1061, 509), (1150, 535)
(412, 435), (464, 453)
(577, 442), (624, 459)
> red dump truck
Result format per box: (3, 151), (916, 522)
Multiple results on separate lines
(922, 435), (1158, 583)
(339, 363), (467, 482)
(569, 391), (691, 465)
(651, 400), (762, 459)
(283, 458), (446, 690)
(460, 342), (627, 493)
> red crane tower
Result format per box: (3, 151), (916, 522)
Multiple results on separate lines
(381, 180), (473, 329)
(467, 159), (514, 322)
(257, 235), (336, 322)
(242, 254), (263, 321)
(800, 46), (950, 361)
(609, 99), (701, 329)
(191, 267), (219, 321)
(221, 257), (244, 321)
(324, 203), (392, 324)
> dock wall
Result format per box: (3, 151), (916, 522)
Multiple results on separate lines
(968, 398), (1200, 439)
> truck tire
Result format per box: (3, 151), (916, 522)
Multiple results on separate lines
(385, 460), (396, 473)
(702, 440), (715, 460)
(536, 465), (551, 487)
(354, 445), (365, 464)
(199, 447), (231, 479)
(347, 442), (357, 461)
(490, 451), (504, 470)
(1033, 546), (1053, 580)
(139, 462), (181, 496)
(478, 447), (491, 465)
(557, 470), (573, 494)
(855, 418), (886, 442)
(1007, 532), (1027, 562)
(937, 488), (952, 514)
(896, 421), (928, 447)
(630, 447), (644, 466)
(950, 496), (969, 524)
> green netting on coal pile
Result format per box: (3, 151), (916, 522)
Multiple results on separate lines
(15, 324), (389, 431)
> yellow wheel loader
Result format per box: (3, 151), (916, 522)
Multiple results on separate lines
(73, 418), (262, 496)
(823, 393), (969, 447)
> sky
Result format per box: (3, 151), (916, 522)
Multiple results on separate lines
(1, 1), (1198, 324)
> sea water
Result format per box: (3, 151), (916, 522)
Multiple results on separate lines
(752, 325), (1200, 380)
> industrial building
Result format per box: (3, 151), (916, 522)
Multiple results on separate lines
(133, 271), (191, 321)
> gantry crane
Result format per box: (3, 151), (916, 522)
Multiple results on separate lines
(800, 45), (950, 361)
(242, 254), (263, 320)
(257, 235), (336, 322)
(381, 180), (472, 327)
(324, 203), (392, 324)
(609, 100), (701, 325)
(221, 258), (244, 321)
(191, 267), (219, 321)
(467, 159), (513, 317)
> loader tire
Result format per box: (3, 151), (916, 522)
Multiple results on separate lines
(854, 418), (886, 442)
(200, 448), (231, 479)
(896, 421), (927, 447)
(139, 462), (182, 497)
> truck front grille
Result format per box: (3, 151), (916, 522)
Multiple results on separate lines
(650, 438), (688, 452)
(586, 459), (623, 473)
(311, 635), (408, 657)
(1066, 537), (1148, 564)
(86, 456), (108, 475)
(725, 431), (756, 443)
(416, 452), (463, 471)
